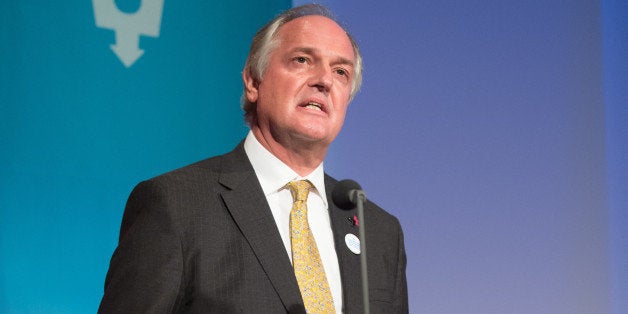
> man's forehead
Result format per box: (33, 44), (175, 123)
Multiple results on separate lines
(275, 16), (354, 58)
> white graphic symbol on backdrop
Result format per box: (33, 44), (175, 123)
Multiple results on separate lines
(93, 0), (164, 67)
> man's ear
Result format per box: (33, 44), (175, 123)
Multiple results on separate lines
(242, 66), (259, 103)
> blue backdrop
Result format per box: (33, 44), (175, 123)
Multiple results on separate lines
(1, 0), (626, 313)
(299, 0), (626, 313)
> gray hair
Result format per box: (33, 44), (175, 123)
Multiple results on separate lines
(241, 4), (363, 125)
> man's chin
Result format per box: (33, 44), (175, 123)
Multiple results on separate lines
(290, 131), (333, 147)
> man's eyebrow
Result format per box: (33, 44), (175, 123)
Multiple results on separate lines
(333, 56), (354, 68)
(290, 46), (316, 55)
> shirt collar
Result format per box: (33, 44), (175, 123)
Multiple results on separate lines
(243, 131), (327, 207)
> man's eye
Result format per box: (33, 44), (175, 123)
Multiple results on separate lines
(295, 56), (307, 63)
(336, 69), (347, 76)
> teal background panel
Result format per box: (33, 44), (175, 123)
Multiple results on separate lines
(0, 0), (290, 312)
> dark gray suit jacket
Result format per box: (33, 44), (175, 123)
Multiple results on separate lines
(99, 143), (407, 313)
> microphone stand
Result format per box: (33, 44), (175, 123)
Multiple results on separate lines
(353, 190), (369, 314)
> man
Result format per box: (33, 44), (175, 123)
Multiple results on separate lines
(99, 4), (407, 313)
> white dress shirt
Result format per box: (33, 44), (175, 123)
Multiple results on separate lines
(243, 131), (343, 313)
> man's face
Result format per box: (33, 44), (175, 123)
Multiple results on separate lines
(244, 15), (356, 149)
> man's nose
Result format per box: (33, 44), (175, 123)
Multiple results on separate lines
(309, 65), (332, 93)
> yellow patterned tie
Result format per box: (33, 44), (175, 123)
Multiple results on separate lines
(287, 180), (335, 313)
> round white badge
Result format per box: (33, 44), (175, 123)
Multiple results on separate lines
(345, 233), (361, 255)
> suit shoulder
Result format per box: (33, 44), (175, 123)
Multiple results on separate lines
(143, 156), (222, 190)
(143, 142), (248, 188)
(365, 199), (402, 230)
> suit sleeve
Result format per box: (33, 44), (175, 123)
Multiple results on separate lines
(392, 221), (409, 313)
(98, 180), (185, 313)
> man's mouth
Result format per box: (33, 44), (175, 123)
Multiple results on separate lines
(299, 100), (327, 113)
(305, 102), (323, 111)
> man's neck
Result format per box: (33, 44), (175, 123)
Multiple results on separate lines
(251, 127), (326, 177)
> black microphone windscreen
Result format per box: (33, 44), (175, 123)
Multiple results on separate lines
(332, 179), (362, 210)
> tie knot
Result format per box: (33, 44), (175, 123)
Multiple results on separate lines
(286, 180), (313, 202)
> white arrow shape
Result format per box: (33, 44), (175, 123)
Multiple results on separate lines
(93, 0), (164, 68)
(111, 29), (144, 68)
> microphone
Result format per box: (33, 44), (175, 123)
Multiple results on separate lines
(332, 179), (370, 314)
(331, 179), (363, 210)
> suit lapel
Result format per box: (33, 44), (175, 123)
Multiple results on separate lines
(326, 176), (364, 313)
(218, 145), (304, 311)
